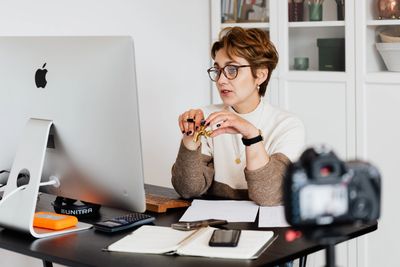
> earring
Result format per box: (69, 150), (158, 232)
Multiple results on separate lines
(257, 85), (260, 91)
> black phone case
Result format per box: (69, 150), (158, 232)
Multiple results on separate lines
(208, 229), (241, 247)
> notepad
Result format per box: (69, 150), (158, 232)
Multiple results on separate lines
(105, 225), (275, 260)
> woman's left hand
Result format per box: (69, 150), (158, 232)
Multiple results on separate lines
(205, 110), (259, 139)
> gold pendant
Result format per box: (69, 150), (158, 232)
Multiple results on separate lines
(235, 158), (241, 164)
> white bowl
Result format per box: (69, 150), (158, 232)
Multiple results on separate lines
(376, 42), (400, 72)
(379, 31), (400, 43)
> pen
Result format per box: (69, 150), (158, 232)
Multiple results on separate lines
(176, 228), (203, 247)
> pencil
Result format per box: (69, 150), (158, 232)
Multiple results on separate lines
(177, 228), (202, 247)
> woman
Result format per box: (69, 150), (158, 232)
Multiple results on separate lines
(171, 27), (305, 206)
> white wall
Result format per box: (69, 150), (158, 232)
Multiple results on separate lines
(361, 84), (400, 266)
(0, 0), (212, 188)
(0, 0), (211, 265)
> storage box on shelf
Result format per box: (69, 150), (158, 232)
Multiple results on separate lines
(317, 38), (345, 71)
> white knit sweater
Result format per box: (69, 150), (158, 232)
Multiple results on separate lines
(200, 99), (306, 190)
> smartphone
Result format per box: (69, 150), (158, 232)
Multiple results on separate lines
(208, 229), (241, 247)
(171, 219), (227, 231)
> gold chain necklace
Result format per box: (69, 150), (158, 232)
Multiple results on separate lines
(232, 135), (244, 164)
(231, 100), (265, 164)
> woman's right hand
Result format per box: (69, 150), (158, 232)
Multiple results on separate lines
(178, 109), (205, 150)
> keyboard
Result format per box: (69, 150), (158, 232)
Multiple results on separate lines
(93, 212), (155, 233)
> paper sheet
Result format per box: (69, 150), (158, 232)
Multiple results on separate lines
(258, 205), (290, 228)
(179, 199), (259, 222)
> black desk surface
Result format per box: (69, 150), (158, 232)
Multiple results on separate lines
(0, 184), (377, 267)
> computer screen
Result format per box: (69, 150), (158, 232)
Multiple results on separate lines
(0, 36), (146, 213)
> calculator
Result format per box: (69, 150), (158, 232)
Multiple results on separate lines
(93, 213), (155, 233)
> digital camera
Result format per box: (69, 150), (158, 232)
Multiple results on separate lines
(284, 146), (381, 228)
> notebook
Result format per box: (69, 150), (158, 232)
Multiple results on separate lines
(105, 225), (275, 260)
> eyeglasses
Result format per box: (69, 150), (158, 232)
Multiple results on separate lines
(207, 65), (251, 82)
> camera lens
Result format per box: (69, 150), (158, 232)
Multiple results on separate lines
(319, 165), (334, 177)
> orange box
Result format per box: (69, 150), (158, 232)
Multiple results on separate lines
(33, 212), (78, 230)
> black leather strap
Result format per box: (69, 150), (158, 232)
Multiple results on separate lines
(241, 129), (263, 146)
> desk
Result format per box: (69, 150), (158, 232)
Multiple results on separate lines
(0, 185), (377, 267)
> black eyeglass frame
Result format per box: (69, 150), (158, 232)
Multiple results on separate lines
(207, 64), (251, 82)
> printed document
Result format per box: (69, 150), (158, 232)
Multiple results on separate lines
(179, 199), (259, 222)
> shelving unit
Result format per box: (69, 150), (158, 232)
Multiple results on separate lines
(210, 0), (355, 156)
(210, 0), (399, 266)
(364, 21), (400, 73)
(209, 1), (364, 266)
(361, 0), (400, 74)
(211, 0), (351, 98)
(356, 1), (400, 267)
(288, 26), (345, 71)
(286, 2), (348, 73)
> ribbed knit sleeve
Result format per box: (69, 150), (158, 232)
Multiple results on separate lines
(245, 153), (290, 206)
(171, 141), (215, 199)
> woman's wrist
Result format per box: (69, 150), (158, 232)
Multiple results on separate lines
(242, 129), (263, 146)
(182, 135), (201, 151)
(245, 143), (270, 170)
(242, 126), (260, 139)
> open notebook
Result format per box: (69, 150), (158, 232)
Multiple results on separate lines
(105, 225), (275, 260)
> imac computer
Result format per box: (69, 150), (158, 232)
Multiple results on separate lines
(0, 36), (146, 237)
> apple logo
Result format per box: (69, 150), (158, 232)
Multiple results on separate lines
(35, 63), (48, 88)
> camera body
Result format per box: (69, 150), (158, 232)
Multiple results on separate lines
(284, 146), (381, 228)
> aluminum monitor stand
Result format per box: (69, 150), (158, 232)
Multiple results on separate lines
(0, 119), (91, 238)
